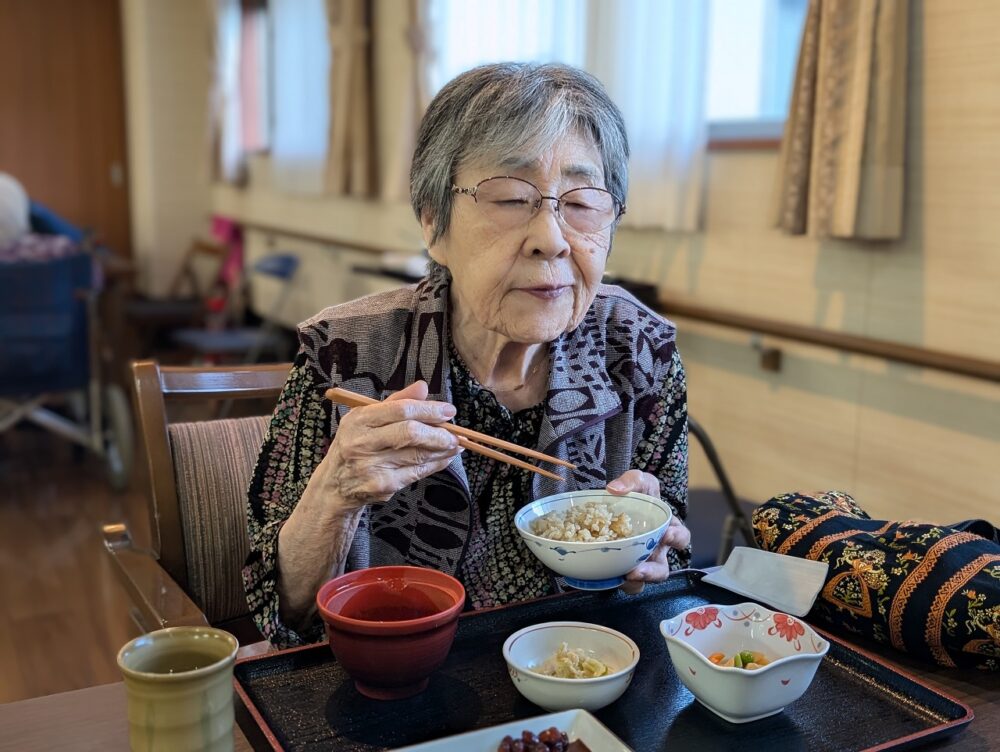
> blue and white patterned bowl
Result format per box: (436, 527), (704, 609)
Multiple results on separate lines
(514, 490), (672, 590)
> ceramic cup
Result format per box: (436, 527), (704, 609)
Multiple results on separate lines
(117, 626), (239, 752)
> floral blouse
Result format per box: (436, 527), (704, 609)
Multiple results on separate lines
(448, 343), (554, 609)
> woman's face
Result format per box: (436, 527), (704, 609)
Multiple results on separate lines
(423, 132), (613, 345)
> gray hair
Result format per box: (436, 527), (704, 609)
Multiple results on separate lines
(410, 62), (630, 246)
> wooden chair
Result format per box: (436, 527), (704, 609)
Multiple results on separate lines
(103, 360), (291, 643)
(171, 253), (300, 364)
(123, 238), (235, 358)
(688, 416), (759, 566)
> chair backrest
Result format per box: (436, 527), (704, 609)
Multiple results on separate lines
(246, 251), (300, 331)
(169, 238), (230, 299)
(131, 360), (291, 624)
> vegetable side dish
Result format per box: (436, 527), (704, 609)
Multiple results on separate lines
(707, 650), (771, 669)
(533, 642), (612, 678)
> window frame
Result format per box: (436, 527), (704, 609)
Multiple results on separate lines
(706, 118), (784, 151)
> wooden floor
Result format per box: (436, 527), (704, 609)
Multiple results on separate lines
(0, 427), (144, 703)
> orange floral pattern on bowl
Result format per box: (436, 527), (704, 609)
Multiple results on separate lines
(663, 605), (825, 655)
(660, 602), (831, 723)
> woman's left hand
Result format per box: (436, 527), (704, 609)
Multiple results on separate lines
(606, 470), (691, 585)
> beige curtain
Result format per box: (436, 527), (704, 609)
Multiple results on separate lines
(772, 0), (908, 240)
(325, 0), (377, 196)
(372, 0), (430, 202)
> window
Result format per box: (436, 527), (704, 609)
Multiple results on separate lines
(706, 0), (808, 140)
(425, 0), (717, 229)
(239, 0), (270, 154)
(425, 0), (587, 95)
(214, 0), (329, 191)
(269, 0), (330, 193)
(426, 0), (809, 143)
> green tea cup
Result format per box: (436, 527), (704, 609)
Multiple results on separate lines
(117, 626), (239, 752)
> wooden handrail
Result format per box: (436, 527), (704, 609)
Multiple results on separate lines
(232, 222), (1000, 384)
(707, 137), (781, 151)
(660, 299), (1000, 384)
(242, 221), (414, 257)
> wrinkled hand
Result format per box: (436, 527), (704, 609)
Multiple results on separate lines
(606, 470), (691, 591)
(319, 380), (463, 510)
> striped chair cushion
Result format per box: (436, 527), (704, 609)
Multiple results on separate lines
(169, 415), (270, 624)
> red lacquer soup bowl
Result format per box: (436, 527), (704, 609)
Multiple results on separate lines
(316, 566), (465, 700)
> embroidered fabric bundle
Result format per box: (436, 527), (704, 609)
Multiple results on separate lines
(752, 490), (1000, 671)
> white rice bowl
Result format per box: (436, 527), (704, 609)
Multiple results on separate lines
(514, 490), (672, 590)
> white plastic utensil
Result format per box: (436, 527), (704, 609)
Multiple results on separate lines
(701, 547), (829, 617)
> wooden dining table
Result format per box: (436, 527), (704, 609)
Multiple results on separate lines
(1, 640), (997, 751)
(0, 641), (273, 752)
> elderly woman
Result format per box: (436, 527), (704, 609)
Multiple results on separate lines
(243, 62), (691, 647)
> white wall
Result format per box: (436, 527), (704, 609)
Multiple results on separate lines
(121, 0), (212, 296)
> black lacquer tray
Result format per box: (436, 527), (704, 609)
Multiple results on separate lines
(234, 571), (973, 751)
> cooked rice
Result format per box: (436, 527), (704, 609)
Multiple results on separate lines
(529, 501), (633, 542)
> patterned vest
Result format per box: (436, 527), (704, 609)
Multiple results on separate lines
(296, 264), (681, 577)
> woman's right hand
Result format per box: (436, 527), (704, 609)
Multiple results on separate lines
(317, 380), (463, 510)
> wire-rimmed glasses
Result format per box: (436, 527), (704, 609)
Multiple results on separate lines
(451, 176), (626, 234)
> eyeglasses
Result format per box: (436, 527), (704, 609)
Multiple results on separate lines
(451, 176), (626, 234)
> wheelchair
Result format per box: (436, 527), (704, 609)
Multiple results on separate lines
(0, 212), (134, 490)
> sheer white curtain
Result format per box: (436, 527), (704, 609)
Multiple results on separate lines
(423, 0), (709, 232)
(424, 0), (587, 93)
(270, 0), (331, 194)
(240, 6), (270, 153)
(210, 0), (245, 184)
(587, 0), (708, 230)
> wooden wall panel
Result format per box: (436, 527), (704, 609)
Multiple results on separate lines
(683, 319), (1000, 523)
(0, 0), (131, 255)
(682, 322), (862, 504)
(854, 397), (1000, 523)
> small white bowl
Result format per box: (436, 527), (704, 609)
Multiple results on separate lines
(659, 602), (830, 723)
(502, 622), (640, 712)
(514, 490), (672, 590)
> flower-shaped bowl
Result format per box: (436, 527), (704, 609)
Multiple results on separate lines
(659, 602), (830, 723)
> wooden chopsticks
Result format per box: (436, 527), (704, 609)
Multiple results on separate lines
(324, 387), (574, 482)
